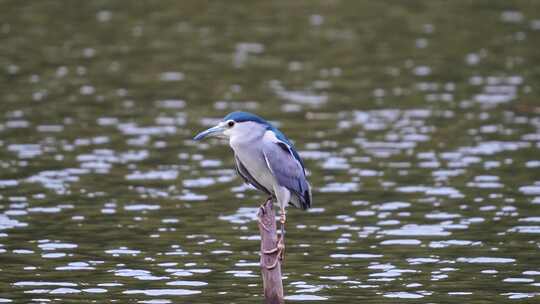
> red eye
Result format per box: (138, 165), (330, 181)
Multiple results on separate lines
(228, 121), (235, 127)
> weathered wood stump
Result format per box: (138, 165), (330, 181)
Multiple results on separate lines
(257, 199), (284, 304)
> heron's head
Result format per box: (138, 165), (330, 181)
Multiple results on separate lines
(193, 111), (270, 141)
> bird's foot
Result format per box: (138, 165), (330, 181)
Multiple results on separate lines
(277, 234), (285, 261)
(263, 235), (285, 269)
(279, 207), (286, 262)
(261, 205), (286, 269)
(258, 218), (271, 232)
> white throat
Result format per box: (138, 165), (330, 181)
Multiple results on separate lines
(227, 121), (267, 147)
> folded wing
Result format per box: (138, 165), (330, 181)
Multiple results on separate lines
(262, 131), (311, 209)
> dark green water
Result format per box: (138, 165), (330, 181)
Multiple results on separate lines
(1, 1), (540, 303)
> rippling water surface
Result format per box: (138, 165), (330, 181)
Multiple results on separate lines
(1, 1), (540, 303)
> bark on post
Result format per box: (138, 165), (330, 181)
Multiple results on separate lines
(257, 199), (284, 304)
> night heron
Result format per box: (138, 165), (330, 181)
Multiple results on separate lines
(194, 111), (312, 256)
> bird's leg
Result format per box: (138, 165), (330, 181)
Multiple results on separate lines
(278, 206), (286, 261)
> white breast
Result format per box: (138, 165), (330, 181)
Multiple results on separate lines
(233, 144), (276, 194)
(229, 124), (277, 194)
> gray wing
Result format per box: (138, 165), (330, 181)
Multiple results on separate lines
(234, 155), (272, 196)
(262, 139), (311, 209)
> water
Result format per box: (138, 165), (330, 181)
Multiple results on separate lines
(1, 1), (540, 303)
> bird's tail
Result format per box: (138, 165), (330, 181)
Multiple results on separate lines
(302, 182), (312, 210)
(288, 181), (311, 210)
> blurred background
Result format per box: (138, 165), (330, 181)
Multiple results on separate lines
(1, 1), (539, 303)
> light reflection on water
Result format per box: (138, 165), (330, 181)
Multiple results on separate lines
(1, 1), (540, 303)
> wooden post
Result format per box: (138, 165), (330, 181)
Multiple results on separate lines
(257, 199), (284, 304)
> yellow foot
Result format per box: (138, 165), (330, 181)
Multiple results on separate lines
(263, 236), (285, 269)
(277, 235), (285, 262)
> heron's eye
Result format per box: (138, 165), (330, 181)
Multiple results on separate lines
(227, 120), (235, 127)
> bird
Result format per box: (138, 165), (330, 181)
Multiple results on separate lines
(194, 111), (312, 257)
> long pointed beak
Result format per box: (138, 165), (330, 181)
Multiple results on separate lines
(193, 125), (225, 141)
